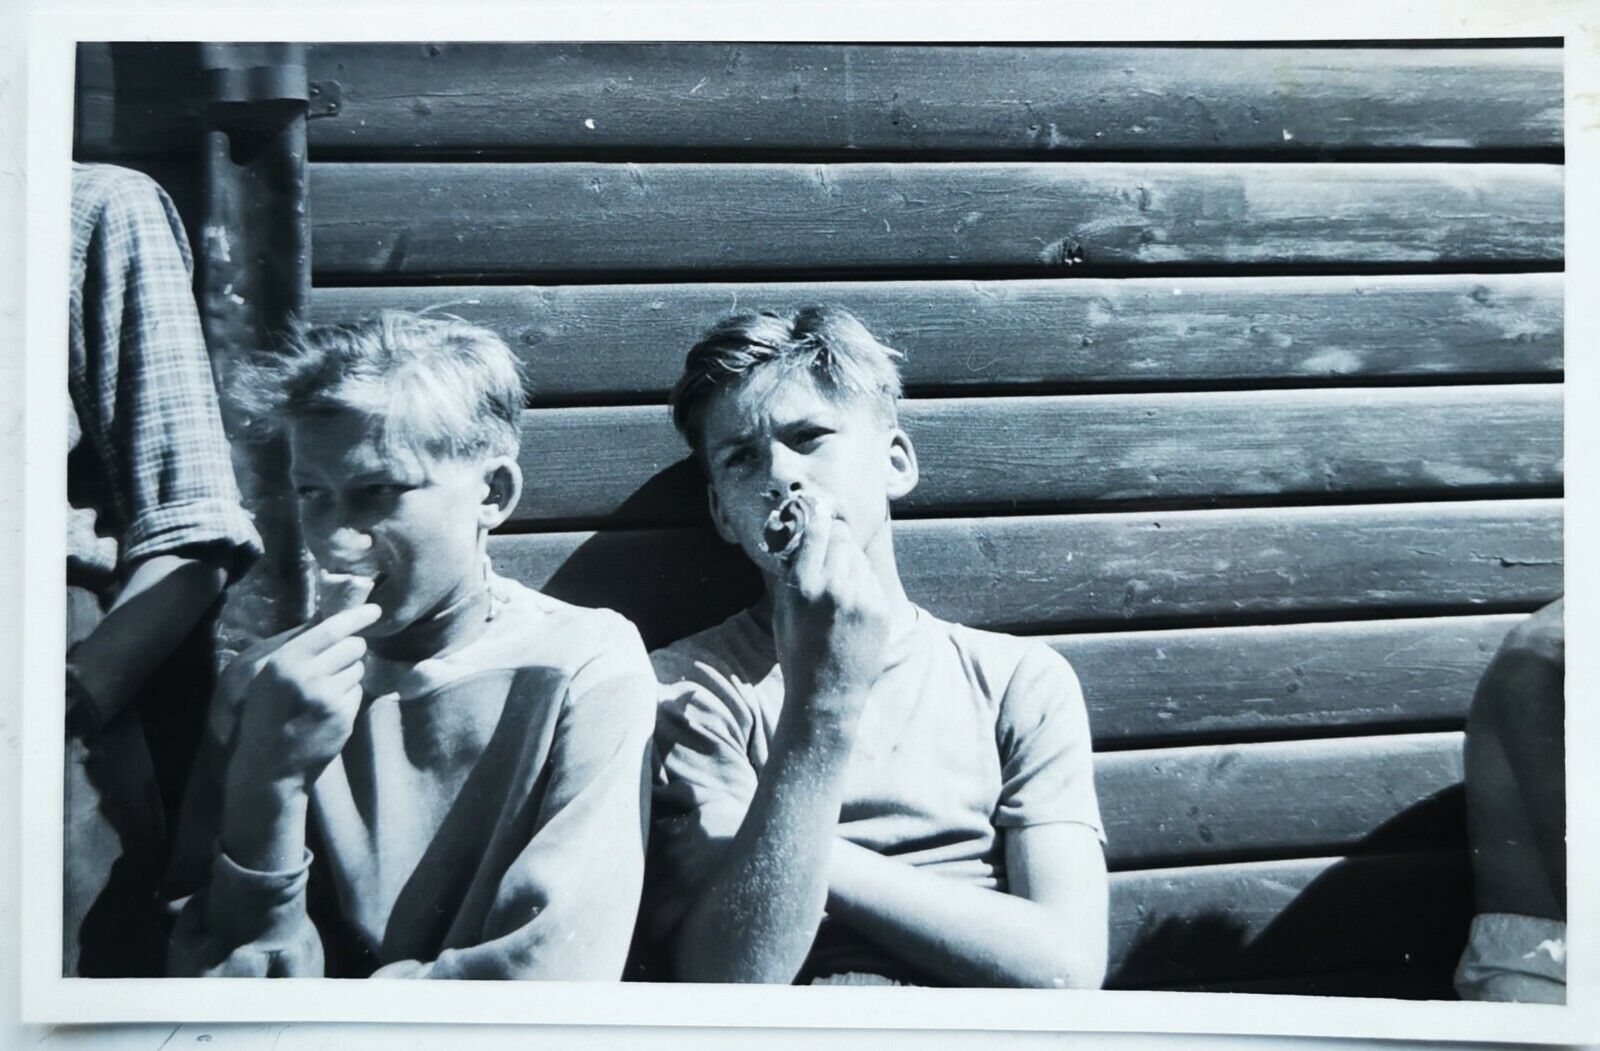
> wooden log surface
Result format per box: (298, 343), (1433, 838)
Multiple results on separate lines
(1098, 732), (1464, 869)
(509, 384), (1561, 529)
(1107, 850), (1470, 987)
(297, 44), (1561, 157)
(488, 499), (1561, 646)
(312, 273), (1564, 404)
(77, 43), (1563, 160)
(74, 42), (200, 160)
(1065, 614), (1518, 749)
(309, 162), (1564, 280)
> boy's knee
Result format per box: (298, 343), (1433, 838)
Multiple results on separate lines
(1499, 598), (1563, 669)
(1472, 599), (1564, 731)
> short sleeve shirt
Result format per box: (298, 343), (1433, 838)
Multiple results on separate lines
(650, 605), (1103, 981)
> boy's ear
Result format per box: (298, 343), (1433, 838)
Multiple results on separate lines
(706, 482), (739, 546)
(886, 426), (919, 501)
(479, 458), (523, 531)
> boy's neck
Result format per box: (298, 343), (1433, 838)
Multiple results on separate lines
(369, 585), (495, 664)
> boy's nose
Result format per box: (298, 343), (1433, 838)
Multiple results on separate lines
(318, 524), (375, 568)
(764, 479), (804, 503)
(764, 447), (807, 499)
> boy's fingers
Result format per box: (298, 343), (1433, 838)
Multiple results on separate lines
(334, 685), (366, 720)
(313, 636), (369, 674)
(325, 661), (366, 694)
(226, 625), (308, 680)
(820, 520), (867, 592)
(289, 603), (383, 655)
(786, 498), (834, 593)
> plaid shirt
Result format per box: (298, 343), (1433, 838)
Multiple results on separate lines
(68, 163), (262, 592)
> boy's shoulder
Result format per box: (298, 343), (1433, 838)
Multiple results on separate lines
(928, 614), (1082, 704)
(482, 576), (649, 675)
(649, 606), (1077, 706)
(650, 609), (771, 687)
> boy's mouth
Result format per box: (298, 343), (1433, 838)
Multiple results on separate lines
(316, 567), (382, 616)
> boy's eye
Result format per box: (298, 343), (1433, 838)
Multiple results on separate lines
(358, 483), (412, 508)
(721, 449), (751, 471)
(793, 427), (833, 449)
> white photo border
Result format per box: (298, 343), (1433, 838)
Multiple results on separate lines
(17, 0), (1600, 1043)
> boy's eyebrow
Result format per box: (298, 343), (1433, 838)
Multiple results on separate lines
(708, 427), (756, 457)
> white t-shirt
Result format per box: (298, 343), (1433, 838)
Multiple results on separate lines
(649, 603), (1104, 983)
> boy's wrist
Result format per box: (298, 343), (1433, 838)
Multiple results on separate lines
(220, 778), (310, 873)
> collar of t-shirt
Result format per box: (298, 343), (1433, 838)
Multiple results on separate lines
(730, 600), (932, 675)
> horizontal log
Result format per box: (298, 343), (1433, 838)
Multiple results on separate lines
(310, 162), (1564, 280)
(509, 385), (1562, 528)
(298, 44), (1560, 157)
(488, 500), (1562, 647)
(1098, 732), (1464, 869)
(1063, 614), (1519, 749)
(311, 273), (1565, 403)
(1107, 850), (1470, 987)
(78, 43), (1564, 160)
(74, 42), (199, 160)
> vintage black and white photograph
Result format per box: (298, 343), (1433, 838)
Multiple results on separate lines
(14, 1), (1597, 1043)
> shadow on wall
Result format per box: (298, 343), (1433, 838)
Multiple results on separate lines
(536, 463), (1478, 998)
(537, 460), (761, 652)
(1107, 785), (1473, 998)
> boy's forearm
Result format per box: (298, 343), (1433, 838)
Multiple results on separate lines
(219, 777), (310, 875)
(69, 554), (227, 726)
(675, 707), (858, 983)
(826, 840), (1106, 989)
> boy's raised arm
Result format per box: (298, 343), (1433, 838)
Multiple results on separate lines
(671, 513), (891, 983)
(671, 692), (859, 983)
(168, 605), (379, 977)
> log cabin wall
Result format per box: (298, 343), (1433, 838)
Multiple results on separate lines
(76, 40), (1564, 996)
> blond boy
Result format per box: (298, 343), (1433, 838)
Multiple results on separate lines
(649, 307), (1108, 986)
(167, 313), (656, 979)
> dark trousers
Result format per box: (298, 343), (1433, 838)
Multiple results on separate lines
(63, 585), (215, 977)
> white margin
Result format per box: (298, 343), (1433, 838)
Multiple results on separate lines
(15, 0), (1600, 1045)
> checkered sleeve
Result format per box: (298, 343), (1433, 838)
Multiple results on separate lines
(77, 165), (262, 579)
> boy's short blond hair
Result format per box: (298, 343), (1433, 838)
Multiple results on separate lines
(232, 311), (525, 462)
(669, 306), (905, 461)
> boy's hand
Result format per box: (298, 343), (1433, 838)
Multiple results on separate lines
(209, 625), (307, 748)
(226, 603), (382, 793)
(770, 496), (891, 730)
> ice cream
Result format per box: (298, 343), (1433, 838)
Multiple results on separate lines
(762, 495), (811, 561)
(316, 568), (376, 618)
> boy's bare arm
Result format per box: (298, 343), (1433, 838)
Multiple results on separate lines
(673, 711), (858, 982)
(674, 511), (890, 983)
(826, 823), (1108, 988)
(68, 553), (227, 728)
